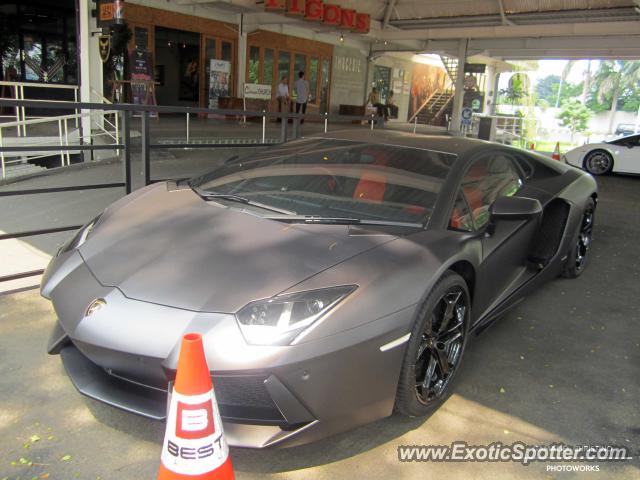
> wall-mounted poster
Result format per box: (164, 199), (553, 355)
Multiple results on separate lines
(208, 60), (231, 109)
(129, 48), (156, 116)
(408, 63), (450, 120)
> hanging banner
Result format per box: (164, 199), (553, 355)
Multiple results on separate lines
(129, 49), (157, 117)
(208, 60), (231, 109)
(99, 35), (111, 63)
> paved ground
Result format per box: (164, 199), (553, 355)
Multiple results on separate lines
(0, 173), (638, 479)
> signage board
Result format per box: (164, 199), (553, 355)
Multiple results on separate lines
(464, 63), (486, 74)
(461, 107), (473, 126)
(264, 0), (370, 33)
(244, 83), (273, 100)
(97, 0), (124, 27)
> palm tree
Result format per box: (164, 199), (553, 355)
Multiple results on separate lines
(581, 60), (593, 104)
(592, 61), (640, 133)
(555, 60), (577, 108)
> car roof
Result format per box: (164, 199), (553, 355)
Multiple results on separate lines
(303, 129), (497, 157)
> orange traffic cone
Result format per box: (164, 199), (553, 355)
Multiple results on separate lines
(551, 142), (561, 161)
(158, 333), (234, 480)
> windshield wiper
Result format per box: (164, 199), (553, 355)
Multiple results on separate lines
(264, 215), (424, 228)
(198, 192), (296, 215)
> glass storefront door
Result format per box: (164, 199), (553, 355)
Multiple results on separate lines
(373, 65), (392, 104)
(203, 36), (217, 106)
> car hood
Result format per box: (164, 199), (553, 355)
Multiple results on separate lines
(79, 183), (395, 313)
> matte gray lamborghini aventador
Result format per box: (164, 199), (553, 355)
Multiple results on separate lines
(43, 130), (597, 448)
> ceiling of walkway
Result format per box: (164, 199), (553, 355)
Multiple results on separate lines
(176, 0), (640, 58)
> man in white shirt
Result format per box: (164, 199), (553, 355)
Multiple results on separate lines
(294, 71), (309, 124)
(277, 76), (290, 123)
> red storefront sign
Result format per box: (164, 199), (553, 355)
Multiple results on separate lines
(264, 0), (286, 11)
(265, 0), (370, 34)
(285, 0), (305, 16)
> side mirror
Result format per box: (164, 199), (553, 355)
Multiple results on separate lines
(489, 196), (542, 220)
(486, 196), (541, 236)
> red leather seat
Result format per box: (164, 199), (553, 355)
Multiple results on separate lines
(353, 172), (387, 203)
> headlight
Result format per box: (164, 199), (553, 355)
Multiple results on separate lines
(236, 285), (357, 346)
(58, 213), (103, 255)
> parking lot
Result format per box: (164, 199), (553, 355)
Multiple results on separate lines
(0, 173), (638, 480)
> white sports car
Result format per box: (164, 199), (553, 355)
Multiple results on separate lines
(563, 134), (640, 175)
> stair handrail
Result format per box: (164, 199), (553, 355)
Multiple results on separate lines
(90, 87), (119, 144)
(434, 93), (454, 120)
(408, 88), (440, 124)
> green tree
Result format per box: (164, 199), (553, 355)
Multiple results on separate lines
(499, 73), (528, 106)
(587, 61), (640, 133)
(557, 99), (592, 142)
(536, 74), (560, 104)
(536, 75), (583, 108)
(555, 60), (578, 108)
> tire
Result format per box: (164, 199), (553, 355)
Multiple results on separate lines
(583, 150), (613, 176)
(562, 198), (596, 279)
(395, 271), (470, 417)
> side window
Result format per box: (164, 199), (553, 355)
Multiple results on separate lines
(449, 190), (474, 232)
(462, 154), (523, 229)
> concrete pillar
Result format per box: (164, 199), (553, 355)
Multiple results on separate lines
(490, 72), (501, 116)
(483, 64), (495, 114)
(79, 0), (104, 159)
(450, 39), (468, 136)
(237, 13), (247, 98)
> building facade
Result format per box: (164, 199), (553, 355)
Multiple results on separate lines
(1, 0), (456, 123)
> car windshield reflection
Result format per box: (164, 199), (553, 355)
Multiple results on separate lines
(191, 138), (457, 225)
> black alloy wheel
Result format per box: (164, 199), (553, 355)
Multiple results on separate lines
(563, 198), (596, 278)
(414, 287), (467, 405)
(395, 271), (470, 416)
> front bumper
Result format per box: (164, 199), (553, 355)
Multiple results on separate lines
(43, 251), (415, 448)
(57, 341), (319, 448)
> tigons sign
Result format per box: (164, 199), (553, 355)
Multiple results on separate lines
(264, 0), (371, 34)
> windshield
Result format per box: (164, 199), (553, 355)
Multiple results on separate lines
(190, 138), (457, 225)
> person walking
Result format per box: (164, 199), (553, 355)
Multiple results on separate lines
(294, 71), (309, 124)
(277, 75), (290, 123)
(385, 90), (397, 119)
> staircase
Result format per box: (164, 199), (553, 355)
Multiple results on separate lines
(410, 55), (459, 126)
(413, 90), (454, 126)
(440, 55), (459, 86)
(1, 162), (47, 181)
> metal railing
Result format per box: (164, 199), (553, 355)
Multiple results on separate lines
(408, 89), (440, 124)
(467, 113), (528, 145)
(0, 81), (80, 136)
(0, 98), (385, 290)
(0, 109), (122, 177)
